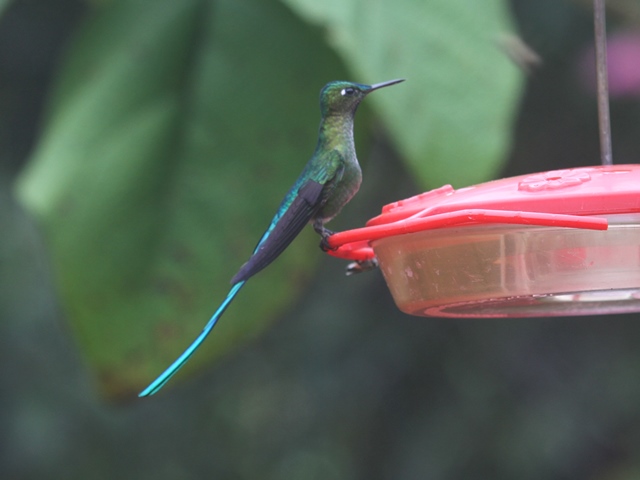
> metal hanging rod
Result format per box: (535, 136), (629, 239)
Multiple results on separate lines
(594, 0), (613, 165)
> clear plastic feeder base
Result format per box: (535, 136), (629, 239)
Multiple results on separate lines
(373, 214), (640, 317)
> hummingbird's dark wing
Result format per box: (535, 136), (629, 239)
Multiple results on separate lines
(231, 152), (345, 284)
(230, 180), (324, 284)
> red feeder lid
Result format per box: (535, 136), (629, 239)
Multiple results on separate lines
(327, 165), (640, 318)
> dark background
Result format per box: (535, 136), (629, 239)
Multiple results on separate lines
(3, 0), (640, 479)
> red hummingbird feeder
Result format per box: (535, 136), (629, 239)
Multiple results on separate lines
(326, 166), (640, 318)
(325, 0), (640, 318)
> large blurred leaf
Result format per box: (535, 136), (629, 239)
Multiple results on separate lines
(16, 0), (351, 399)
(0, 0), (9, 17)
(16, 0), (522, 400)
(281, 0), (523, 188)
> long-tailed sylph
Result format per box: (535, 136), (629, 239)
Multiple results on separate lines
(139, 78), (404, 396)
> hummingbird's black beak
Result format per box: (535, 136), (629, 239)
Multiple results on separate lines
(368, 78), (405, 91)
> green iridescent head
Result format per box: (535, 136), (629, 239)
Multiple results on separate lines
(319, 78), (405, 116)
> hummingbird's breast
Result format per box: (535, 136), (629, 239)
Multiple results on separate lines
(313, 113), (362, 223)
(316, 144), (362, 223)
(319, 157), (362, 222)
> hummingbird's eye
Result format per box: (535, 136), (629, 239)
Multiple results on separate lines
(341, 87), (356, 96)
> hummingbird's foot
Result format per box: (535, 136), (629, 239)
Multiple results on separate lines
(314, 221), (337, 252)
(319, 230), (337, 252)
(345, 258), (379, 276)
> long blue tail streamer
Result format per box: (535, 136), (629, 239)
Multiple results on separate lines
(138, 280), (246, 397)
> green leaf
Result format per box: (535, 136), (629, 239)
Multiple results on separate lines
(280, 0), (523, 188)
(15, 0), (523, 400)
(0, 0), (11, 17)
(16, 0), (349, 399)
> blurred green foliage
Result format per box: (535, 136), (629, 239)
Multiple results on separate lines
(4, 0), (640, 479)
(13, 0), (520, 397)
(283, 0), (522, 187)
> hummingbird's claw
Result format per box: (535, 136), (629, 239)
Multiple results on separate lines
(314, 221), (337, 251)
(319, 230), (337, 252)
(345, 258), (379, 275)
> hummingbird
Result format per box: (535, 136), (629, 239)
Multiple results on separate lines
(139, 78), (405, 397)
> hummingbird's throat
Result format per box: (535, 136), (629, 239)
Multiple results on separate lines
(318, 113), (355, 150)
